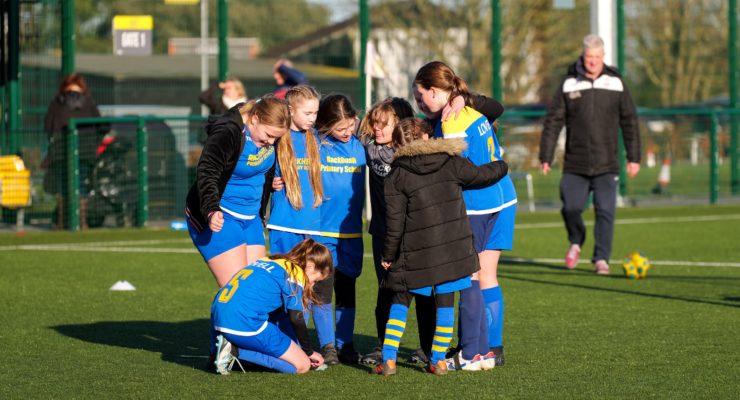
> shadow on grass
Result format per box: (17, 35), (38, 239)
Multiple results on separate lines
(498, 260), (740, 308)
(52, 319), (215, 370)
(51, 319), (416, 373)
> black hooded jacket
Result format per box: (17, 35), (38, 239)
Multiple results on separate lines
(539, 59), (640, 176)
(382, 139), (508, 292)
(185, 105), (245, 231)
(44, 91), (107, 164)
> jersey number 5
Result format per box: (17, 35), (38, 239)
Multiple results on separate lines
(218, 269), (254, 303)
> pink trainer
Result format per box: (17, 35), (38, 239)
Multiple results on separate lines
(565, 244), (581, 269)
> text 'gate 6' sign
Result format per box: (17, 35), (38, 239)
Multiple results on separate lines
(113, 15), (153, 56)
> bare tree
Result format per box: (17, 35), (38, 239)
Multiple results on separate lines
(628, 0), (728, 106)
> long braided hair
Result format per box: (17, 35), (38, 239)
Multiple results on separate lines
(279, 85), (324, 209)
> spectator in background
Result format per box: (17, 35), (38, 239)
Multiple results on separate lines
(273, 59), (308, 99)
(43, 73), (107, 229)
(198, 77), (248, 115)
(539, 34), (641, 275)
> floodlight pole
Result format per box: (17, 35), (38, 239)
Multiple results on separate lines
(218, 0), (228, 81)
(359, 0), (370, 110)
(591, 0), (628, 196)
(62, 0), (76, 76)
(200, 0), (209, 116)
(729, 0), (738, 194)
(491, 0), (502, 101)
(7, 0), (20, 154)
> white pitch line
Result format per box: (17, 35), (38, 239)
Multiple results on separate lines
(517, 213), (740, 229)
(502, 257), (740, 268)
(3, 213), (738, 270)
(82, 239), (192, 246)
(0, 244), (196, 254)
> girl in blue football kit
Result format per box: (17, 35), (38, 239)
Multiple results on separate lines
(266, 85), (341, 364)
(186, 97), (291, 287)
(313, 94), (366, 364)
(414, 61), (517, 370)
(211, 238), (333, 374)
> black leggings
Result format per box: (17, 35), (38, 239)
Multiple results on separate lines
(392, 291), (454, 308)
(313, 268), (355, 308)
(372, 235), (436, 353)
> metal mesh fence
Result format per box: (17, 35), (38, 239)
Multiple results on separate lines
(1, 0), (738, 230)
(499, 110), (738, 209)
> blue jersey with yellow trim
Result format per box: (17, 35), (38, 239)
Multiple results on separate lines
(267, 129), (321, 234)
(211, 258), (305, 335)
(220, 131), (275, 217)
(318, 135), (366, 238)
(435, 107), (517, 214)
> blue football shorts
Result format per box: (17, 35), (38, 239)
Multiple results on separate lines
(468, 204), (516, 252)
(314, 236), (364, 279)
(268, 229), (319, 254)
(221, 321), (293, 359)
(409, 275), (472, 296)
(188, 212), (265, 262)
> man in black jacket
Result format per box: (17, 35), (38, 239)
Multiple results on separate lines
(539, 34), (641, 275)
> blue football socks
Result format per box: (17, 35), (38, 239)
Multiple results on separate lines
(430, 306), (455, 363)
(458, 281), (484, 359)
(334, 306), (355, 350)
(311, 303), (335, 348)
(382, 303), (408, 362)
(238, 348), (297, 374)
(482, 286), (504, 348)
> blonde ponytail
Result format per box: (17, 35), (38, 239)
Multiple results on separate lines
(284, 85), (324, 209)
(277, 134), (303, 209)
(304, 130), (324, 207)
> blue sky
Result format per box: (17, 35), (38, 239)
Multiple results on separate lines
(308, 0), (358, 22)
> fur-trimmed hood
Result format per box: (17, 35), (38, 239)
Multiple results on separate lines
(392, 138), (467, 176)
(394, 138), (467, 158)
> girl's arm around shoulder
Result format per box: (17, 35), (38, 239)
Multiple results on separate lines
(353, 127), (373, 147)
(350, 135), (367, 164)
(470, 94), (504, 123)
(453, 157), (508, 189)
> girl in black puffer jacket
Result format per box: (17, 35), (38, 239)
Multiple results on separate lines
(374, 118), (508, 376)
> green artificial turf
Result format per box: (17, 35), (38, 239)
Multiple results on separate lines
(1, 205), (738, 399)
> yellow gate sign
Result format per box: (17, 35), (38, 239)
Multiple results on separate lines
(112, 15), (153, 56)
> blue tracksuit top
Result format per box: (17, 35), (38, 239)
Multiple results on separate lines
(434, 107), (517, 214)
(211, 258), (305, 336)
(220, 131), (275, 218)
(267, 129), (322, 234)
(318, 135), (366, 238)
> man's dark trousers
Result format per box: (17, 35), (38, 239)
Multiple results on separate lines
(559, 172), (618, 263)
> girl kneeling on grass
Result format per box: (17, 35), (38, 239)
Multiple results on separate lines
(376, 118), (508, 375)
(211, 238), (332, 374)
